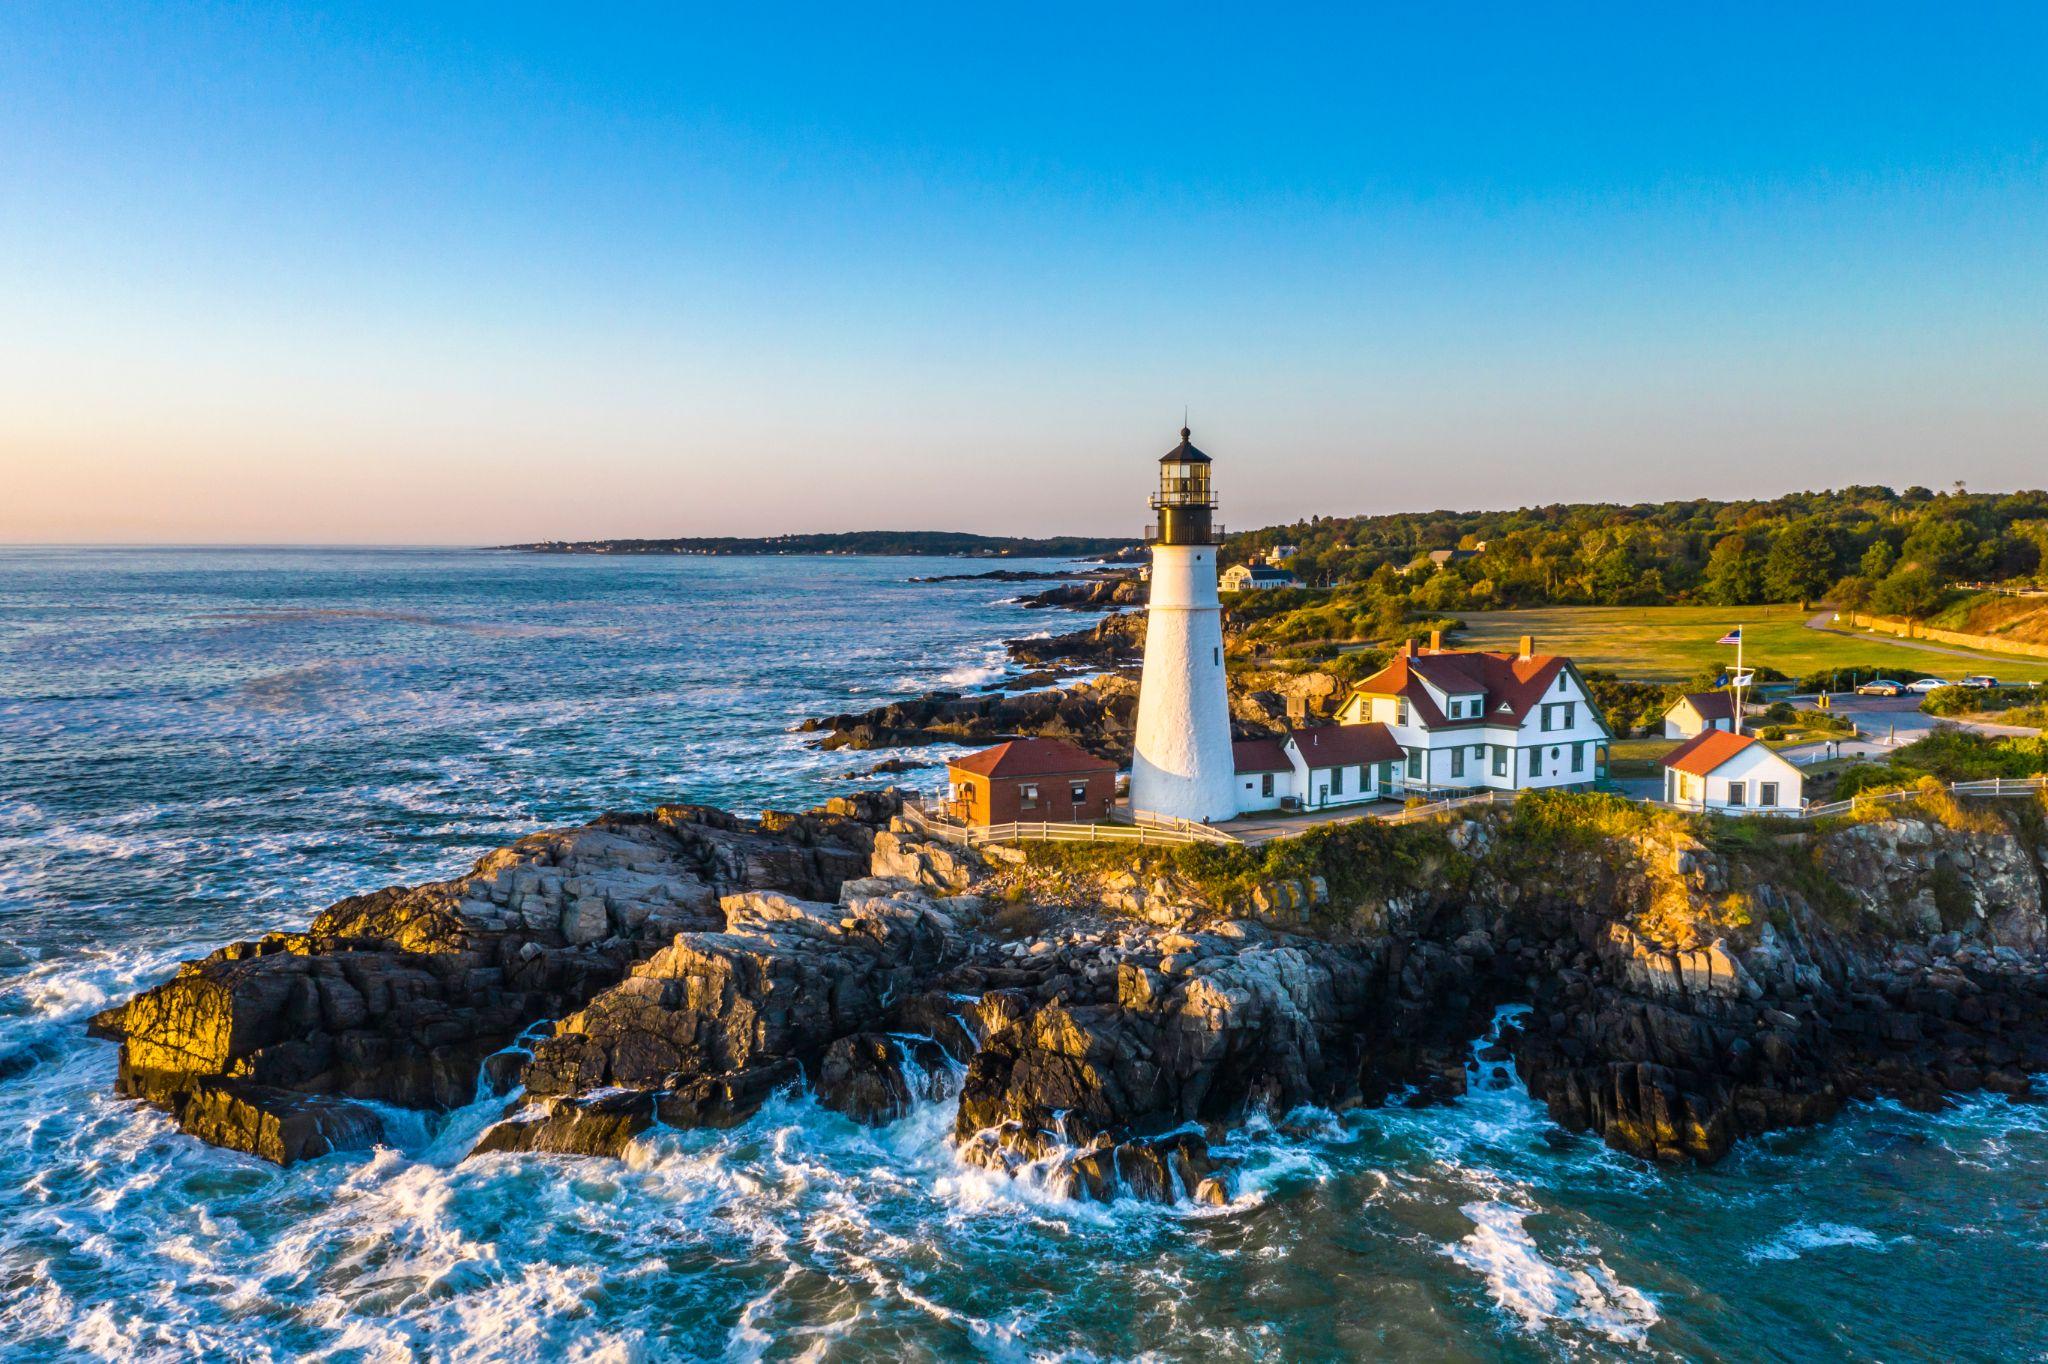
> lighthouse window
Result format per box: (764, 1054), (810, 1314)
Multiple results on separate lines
(1214, 647), (1220, 667)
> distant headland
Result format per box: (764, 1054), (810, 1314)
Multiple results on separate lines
(500, 531), (1138, 558)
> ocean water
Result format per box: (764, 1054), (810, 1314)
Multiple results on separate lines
(3, 547), (2048, 1363)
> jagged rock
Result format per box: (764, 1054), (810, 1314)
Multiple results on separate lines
(954, 932), (1369, 1197)
(514, 888), (959, 1108)
(470, 1090), (655, 1158)
(91, 802), (894, 1164)
(172, 1081), (386, 1164)
(815, 1033), (957, 1124)
(870, 829), (981, 894)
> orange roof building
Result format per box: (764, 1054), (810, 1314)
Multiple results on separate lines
(944, 738), (1117, 827)
(1659, 731), (1804, 812)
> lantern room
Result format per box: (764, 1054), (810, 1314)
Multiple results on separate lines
(1149, 426), (1220, 545)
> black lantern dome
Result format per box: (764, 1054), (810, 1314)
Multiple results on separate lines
(1150, 426), (1218, 545)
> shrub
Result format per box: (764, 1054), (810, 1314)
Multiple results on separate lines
(1762, 725), (1787, 741)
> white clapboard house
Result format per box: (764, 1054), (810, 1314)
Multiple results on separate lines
(1231, 724), (1406, 812)
(1662, 690), (1739, 739)
(1660, 730), (1804, 814)
(1334, 634), (1611, 795)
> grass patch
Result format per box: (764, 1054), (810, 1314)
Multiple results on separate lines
(1451, 603), (2048, 683)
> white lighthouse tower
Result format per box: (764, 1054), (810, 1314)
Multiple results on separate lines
(1130, 426), (1239, 824)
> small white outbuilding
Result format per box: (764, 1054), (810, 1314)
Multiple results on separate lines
(1660, 730), (1804, 814)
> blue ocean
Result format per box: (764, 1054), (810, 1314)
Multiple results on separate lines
(3, 547), (2046, 1362)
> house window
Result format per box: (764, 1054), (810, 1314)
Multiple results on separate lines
(1451, 748), (1465, 779)
(1405, 749), (1422, 779)
(1020, 783), (1040, 810)
(1539, 704), (1552, 732)
(1331, 766), (1345, 795)
(1070, 781), (1088, 804)
(1261, 772), (1275, 798)
(1760, 781), (1779, 806)
(1557, 673), (1568, 694)
(1396, 698), (1410, 725)
(1530, 747), (1543, 777)
(1571, 743), (1584, 773)
(1492, 746), (1507, 777)
(1726, 781), (1745, 807)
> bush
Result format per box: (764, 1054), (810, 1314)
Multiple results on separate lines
(1920, 685), (1979, 716)
(1765, 701), (1797, 724)
(1761, 725), (1787, 741)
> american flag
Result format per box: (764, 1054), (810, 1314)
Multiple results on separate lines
(1717, 627), (1742, 645)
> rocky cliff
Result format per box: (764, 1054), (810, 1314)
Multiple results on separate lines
(91, 786), (2048, 1209)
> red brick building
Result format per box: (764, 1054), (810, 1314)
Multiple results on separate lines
(945, 738), (1117, 826)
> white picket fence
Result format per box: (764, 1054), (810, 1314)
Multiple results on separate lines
(1799, 775), (2048, 820)
(901, 799), (1239, 849)
(898, 775), (2046, 851)
(1377, 776), (2046, 828)
(1376, 789), (1523, 826)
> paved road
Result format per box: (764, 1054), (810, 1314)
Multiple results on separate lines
(1802, 611), (2038, 669)
(1775, 693), (2041, 763)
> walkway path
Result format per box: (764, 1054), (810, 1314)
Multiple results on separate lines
(1801, 610), (2036, 669)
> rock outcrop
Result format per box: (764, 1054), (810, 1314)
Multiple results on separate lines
(91, 780), (2048, 1211)
(89, 801), (890, 1164)
(797, 675), (1142, 760)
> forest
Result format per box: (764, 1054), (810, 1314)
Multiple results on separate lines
(1231, 486), (2048, 617)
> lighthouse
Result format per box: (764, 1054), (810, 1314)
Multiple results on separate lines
(1130, 426), (1239, 824)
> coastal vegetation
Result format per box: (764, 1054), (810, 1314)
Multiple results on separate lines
(1230, 486), (2048, 608)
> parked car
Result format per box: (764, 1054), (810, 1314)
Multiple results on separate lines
(1960, 675), (2000, 689)
(1856, 679), (1904, 696)
(1906, 678), (1949, 693)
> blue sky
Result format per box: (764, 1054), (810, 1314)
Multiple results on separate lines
(3, 3), (2044, 541)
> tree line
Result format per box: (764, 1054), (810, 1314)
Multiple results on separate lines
(1231, 486), (2048, 616)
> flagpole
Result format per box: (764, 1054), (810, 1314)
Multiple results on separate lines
(1734, 626), (1743, 737)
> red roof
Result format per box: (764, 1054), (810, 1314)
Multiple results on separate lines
(1289, 723), (1403, 768)
(1672, 691), (1736, 722)
(1349, 649), (1571, 729)
(1660, 729), (1759, 777)
(1232, 738), (1292, 774)
(948, 738), (1113, 779)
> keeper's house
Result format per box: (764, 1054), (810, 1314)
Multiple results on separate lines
(1660, 731), (1803, 814)
(1334, 633), (1611, 794)
(945, 738), (1117, 826)
(1231, 724), (1405, 812)
(1662, 690), (1739, 739)
(1221, 564), (1300, 592)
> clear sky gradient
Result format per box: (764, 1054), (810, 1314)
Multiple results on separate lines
(4, 3), (2044, 543)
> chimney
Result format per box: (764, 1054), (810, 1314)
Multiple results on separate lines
(1518, 634), (1534, 660)
(1428, 628), (1443, 654)
(1402, 637), (1417, 658)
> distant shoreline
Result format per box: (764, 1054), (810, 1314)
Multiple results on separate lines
(501, 531), (1138, 559)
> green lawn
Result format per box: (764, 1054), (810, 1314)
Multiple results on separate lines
(1452, 604), (2048, 684)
